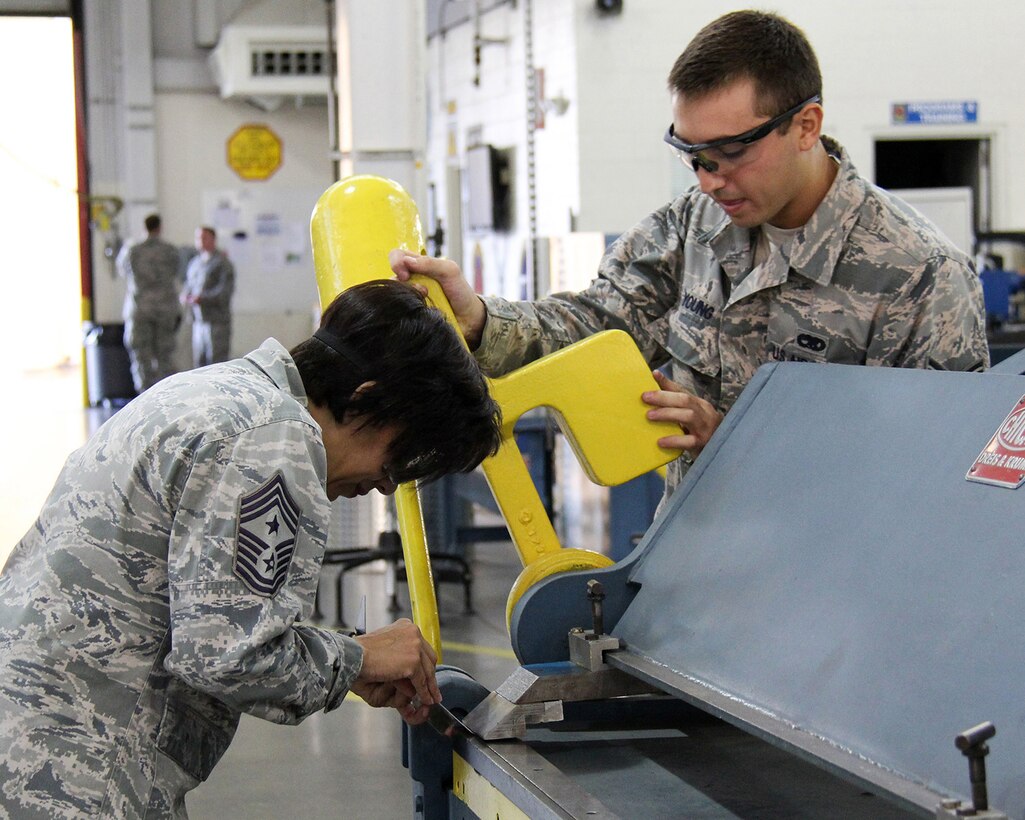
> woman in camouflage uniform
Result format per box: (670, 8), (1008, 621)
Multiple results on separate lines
(0, 280), (501, 818)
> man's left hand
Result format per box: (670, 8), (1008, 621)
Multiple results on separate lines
(642, 370), (724, 459)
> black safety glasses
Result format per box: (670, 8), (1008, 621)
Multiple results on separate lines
(664, 94), (821, 174)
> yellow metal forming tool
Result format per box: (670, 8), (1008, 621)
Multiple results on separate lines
(310, 175), (680, 656)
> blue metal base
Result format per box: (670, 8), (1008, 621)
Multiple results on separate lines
(404, 666), (489, 820)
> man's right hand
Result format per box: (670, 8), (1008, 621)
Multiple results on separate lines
(389, 249), (487, 349)
(642, 370), (724, 458)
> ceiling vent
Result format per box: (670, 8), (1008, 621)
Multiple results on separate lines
(210, 23), (330, 110)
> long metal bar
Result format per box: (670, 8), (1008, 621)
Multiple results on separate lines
(393, 483), (441, 658)
(324, 0), (340, 181)
(523, 0), (537, 298)
(453, 735), (620, 820)
(606, 650), (942, 818)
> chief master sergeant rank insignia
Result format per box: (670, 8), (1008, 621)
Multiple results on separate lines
(234, 472), (302, 596)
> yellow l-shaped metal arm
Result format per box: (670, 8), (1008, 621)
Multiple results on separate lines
(310, 175), (679, 654)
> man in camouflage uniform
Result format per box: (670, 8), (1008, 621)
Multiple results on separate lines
(0, 280), (501, 818)
(393, 10), (988, 501)
(182, 225), (235, 368)
(117, 213), (182, 392)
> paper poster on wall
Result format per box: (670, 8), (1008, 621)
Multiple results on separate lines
(284, 223), (306, 265)
(255, 211), (284, 269)
(225, 232), (252, 273)
(255, 212), (282, 236)
(202, 187), (322, 313)
(212, 197), (241, 232)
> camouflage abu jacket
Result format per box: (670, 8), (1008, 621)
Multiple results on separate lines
(475, 137), (988, 499)
(183, 250), (234, 325)
(117, 235), (182, 322)
(0, 339), (363, 818)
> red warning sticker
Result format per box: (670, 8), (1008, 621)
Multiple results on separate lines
(967, 394), (1025, 489)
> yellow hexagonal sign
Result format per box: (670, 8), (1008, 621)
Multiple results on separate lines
(226, 124), (282, 181)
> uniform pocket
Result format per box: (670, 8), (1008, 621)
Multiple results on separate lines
(155, 690), (235, 783)
(668, 303), (720, 371)
(766, 285), (872, 365)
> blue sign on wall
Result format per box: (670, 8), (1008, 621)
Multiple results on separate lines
(892, 101), (978, 125)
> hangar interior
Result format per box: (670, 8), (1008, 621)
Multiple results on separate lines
(2, 0), (1025, 818)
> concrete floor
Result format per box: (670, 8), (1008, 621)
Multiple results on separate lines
(189, 553), (522, 819)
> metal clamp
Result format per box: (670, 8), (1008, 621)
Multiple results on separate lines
(569, 580), (621, 671)
(936, 722), (1008, 819)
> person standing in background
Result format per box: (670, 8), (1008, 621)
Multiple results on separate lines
(117, 213), (182, 392)
(183, 225), (235, 367)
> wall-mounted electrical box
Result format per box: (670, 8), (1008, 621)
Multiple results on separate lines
(466, 143), (513, 233)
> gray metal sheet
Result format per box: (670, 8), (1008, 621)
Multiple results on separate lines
(454, 735), (620, 819)
(460, 713), (916, 819)
(614, 363), (1025, 816)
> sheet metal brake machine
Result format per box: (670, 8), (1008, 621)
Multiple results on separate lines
(305, 173), (1025, 819)
(405, 348), (1025, 819)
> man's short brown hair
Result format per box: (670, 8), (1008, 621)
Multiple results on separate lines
(667, 10), (822, 118)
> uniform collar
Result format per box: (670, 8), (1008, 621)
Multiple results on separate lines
(243, 339), (309, 409)
(706, 136), (868, 290)
(786, 136), (867, 286)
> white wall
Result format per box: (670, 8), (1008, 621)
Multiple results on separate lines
(425, 0), (579, 299)
(573, 0), (1025, 233)
(429, 0), (1025, 286)
(801, 0), (1025, 232)
(88, 0), (337, 365)
(532, 1), (580, 238)
(85, 0), (1025, 335)
(573, 0), (686, 232)
(153, 95), (332, 246)
(152, 94), (333, 360)
(341, 0), (427, 206)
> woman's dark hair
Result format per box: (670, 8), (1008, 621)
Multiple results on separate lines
(667, 10), (822, 118)
(291, 280), (501, 485)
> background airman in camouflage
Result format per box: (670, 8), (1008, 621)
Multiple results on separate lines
(392, 10), (987, 502)
(116, 213), (183, 393)
(181, 225), (236, 369)
(0, 280), (501, 818)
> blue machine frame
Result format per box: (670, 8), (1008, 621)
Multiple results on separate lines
(408, 358), (1025, 819)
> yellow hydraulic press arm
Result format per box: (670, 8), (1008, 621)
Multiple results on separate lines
(310, 174), (681, 651)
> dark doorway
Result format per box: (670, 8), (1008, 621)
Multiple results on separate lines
(874, 138), (990, 231)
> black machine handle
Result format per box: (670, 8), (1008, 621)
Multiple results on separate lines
(955, 721), (996, 812)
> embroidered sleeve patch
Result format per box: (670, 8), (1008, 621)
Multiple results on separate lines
(233, 473), (302, 596)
